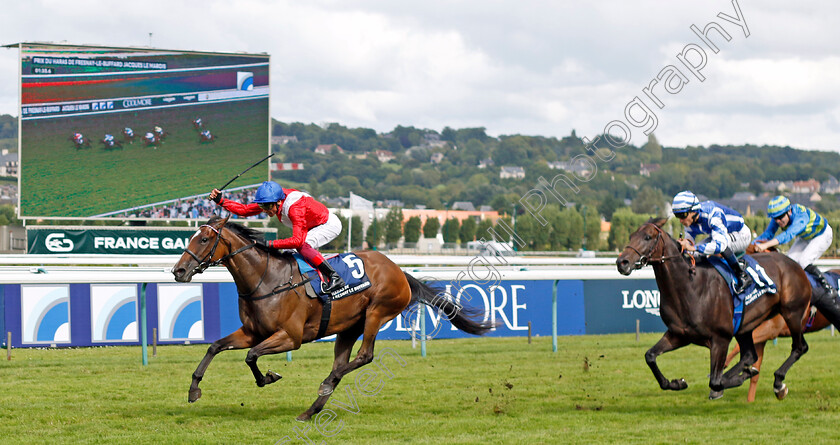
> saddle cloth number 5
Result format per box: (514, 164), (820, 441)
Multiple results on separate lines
(342, 253), (365, 279)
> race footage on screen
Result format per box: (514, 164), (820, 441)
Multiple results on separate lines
(18, 43), (270, 220)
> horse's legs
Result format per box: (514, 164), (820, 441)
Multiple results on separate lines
(189, 327), (256, 402)
(316, 318), (384, 398)
(245, 328), (302, 387)
(645, 331), (690, 391)
(746, 341), (766, 402)
(769, 288), (810, 399)
(773, 323), (809, 399)
(724, 343), (740, 368)
(722, 333), (758, 387)
(708, 336), (732, 399)
(296, 323), (364, 422)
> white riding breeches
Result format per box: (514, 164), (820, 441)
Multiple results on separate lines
(305, 213), (342, 249)
(787, 225), (833, 268)
(722, 224), (753, 255)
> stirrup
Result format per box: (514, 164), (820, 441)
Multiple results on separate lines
(321, 277), (344, 294)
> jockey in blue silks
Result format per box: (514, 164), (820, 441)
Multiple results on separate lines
(754, 195), (836, 299)
(672, 190), (754, 293)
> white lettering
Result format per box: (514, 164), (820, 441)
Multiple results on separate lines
(490, 286), (511, 330)
(510, 285), (528, 330)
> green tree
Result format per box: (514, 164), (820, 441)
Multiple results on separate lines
(642, 133), (662, 162)
(441, 218), (460, 243)
(632, 186), (667, 215)
(514, 213), (538, 250)
(459, 217), (477, 245)
(0, 204), (19, 226)
(581, 205), (602, 251)
(349, 216), (364, 250)
(366, 218), (383, 249)
(476, 219), (494, 242)
(608, 208), (652, 250)
(384, 207), (403, 245)
(423, 217), (441, 238)
(404, 216), (422, 243)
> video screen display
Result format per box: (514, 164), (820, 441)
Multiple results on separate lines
(18, 43), (270, 220)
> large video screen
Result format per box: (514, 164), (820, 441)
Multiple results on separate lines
(18, 43), (270, 220)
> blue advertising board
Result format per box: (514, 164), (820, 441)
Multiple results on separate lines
(583, 279), (666, 334)
(0, 278), (668, 348)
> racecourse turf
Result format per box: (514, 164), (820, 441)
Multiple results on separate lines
(3, 332), (840, 444)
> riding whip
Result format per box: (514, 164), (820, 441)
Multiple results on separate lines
(218, 153), (274, 191)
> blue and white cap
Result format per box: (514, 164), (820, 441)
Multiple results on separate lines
(672, 191), (700, 214)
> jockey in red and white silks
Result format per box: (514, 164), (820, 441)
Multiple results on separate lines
(209, 181), (345, 293)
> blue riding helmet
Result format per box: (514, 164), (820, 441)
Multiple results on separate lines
(671, 191), (700, 214)
(253, 181), (286, 203)
(767, 195), (792, 219)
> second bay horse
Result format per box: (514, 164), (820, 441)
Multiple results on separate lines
(616, 218), (811, 400)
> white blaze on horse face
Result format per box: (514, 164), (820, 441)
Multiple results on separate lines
(189, 229), (203, 242)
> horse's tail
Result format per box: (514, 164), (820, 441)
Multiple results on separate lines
(403, 272), (495, 336)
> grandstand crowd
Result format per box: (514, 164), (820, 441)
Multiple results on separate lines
(121, 188), (268, 220)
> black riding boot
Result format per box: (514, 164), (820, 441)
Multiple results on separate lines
(722, 247), (752, 294)
(810, 280), (840, 330)
(804, 264), (836, 297)
(317, 261), (346, 294)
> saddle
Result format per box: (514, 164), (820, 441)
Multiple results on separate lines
(706, 254), (777, 332)
(292, 253), (371, 302)
(293, 253), (372, 339)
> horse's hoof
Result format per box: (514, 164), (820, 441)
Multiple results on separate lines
(264, 370), (282, 386)
(709, 390), (724, 400)
(295, 413), (312, 422)
(774, 383), (788, 400)
(671, 378), (688, 390)
(188, 388), (202, 403)
(318, 383), (334, 397)
(748, 367), (760, 377)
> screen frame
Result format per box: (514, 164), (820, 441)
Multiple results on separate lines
(13, 42), (272, 222)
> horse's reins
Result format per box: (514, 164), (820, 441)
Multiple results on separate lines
(238, 253), (312, 302)
(185, 224), (311, 300)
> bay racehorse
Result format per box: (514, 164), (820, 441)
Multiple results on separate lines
(171, 216), (494, 420)
(724, 259), (840, 401)
(616, 218), (811, 400)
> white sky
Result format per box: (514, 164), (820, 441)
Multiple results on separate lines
(2, 0), (839, 151)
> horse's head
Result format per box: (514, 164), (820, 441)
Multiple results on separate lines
(172, 216), (230, 282)
(616, 217), (670, 275)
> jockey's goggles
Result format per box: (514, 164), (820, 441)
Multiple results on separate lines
(258, 202), (276, 212)
(673, 211), (691, 220)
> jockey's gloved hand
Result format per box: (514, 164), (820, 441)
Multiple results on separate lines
(255, 239), (274, 249)
(210, 190), (222, 204)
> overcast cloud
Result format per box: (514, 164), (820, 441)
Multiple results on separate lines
(2, 0), (839, 151)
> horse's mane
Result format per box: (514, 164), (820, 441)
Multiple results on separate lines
(207, 216), (294, 260)
(645, 216), (692, 257)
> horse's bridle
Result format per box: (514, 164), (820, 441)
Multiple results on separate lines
(183, 223), (313, 301)
(184, 224), (256, 274)
(623, 223), (685, 270)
